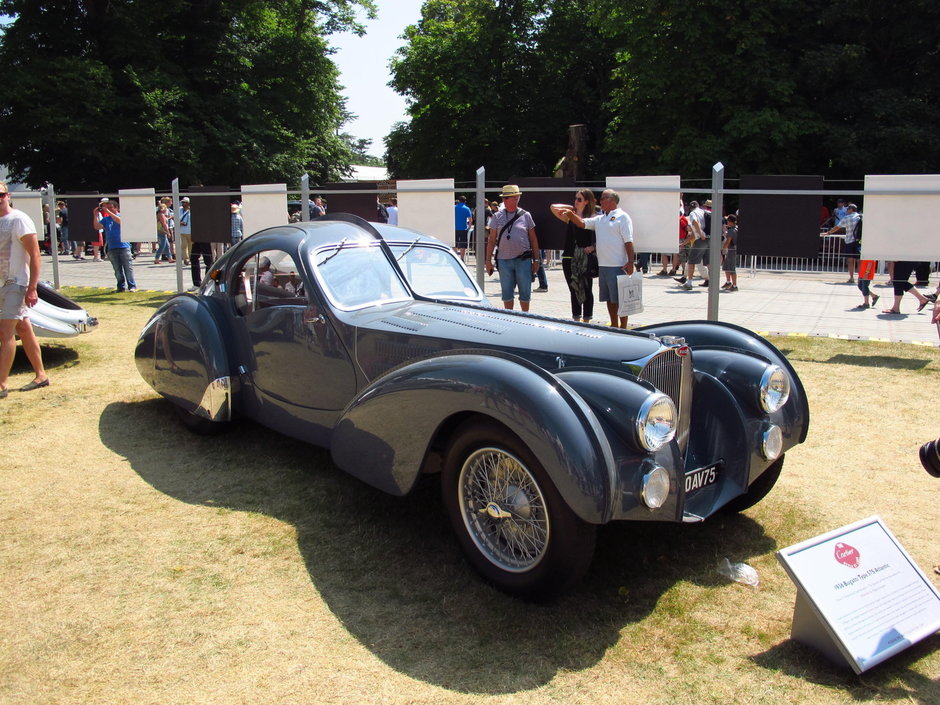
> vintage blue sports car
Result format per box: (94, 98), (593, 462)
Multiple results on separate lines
(136, 214), (810, 599)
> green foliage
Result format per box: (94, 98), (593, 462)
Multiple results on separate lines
(386, 0), (617, 180)
(386, 0), (940, 181)
(0, 0), (376, 189)
(588, 0), (940, 179)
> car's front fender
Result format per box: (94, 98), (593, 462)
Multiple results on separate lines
(330, 350), (620, 523)
(635, 319), (810, 444)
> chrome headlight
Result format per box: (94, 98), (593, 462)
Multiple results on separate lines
(636, 393), (677, 451)
(641, 466), (671, 509)
(759, 365), (790, 413)
(762, 425), (783, 460)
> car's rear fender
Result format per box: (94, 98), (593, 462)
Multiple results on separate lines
(330, 350), (619, 524)
(135, 294), (232, 422)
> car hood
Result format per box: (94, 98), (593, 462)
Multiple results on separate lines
(347, 301), (664, 379)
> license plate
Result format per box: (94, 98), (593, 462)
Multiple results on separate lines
(685, 462), (720, 494)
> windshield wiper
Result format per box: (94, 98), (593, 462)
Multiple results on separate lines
(317, 237), (349, 266)
(395, 239), (420, 262)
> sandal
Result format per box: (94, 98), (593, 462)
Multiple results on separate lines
(917, 299), (931, 312)
(882, 309), (901, 314)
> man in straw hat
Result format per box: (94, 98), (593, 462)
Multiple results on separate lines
(485, 185), (541, 311)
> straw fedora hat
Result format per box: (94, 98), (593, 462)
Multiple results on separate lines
(499, 184), (523, 198)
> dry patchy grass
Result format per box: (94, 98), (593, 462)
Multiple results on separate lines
(1, 289), (938, 705)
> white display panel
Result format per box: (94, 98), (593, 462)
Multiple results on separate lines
(240, 183), (288, 236)
(397, 178), (455, 244)
(10, 191), (44, 239)
(606, 175), (682, 254)
(117, 187), (158, 243)
(861, 174), (940, 261)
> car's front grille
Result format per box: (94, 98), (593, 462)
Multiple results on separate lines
(639, 346), (693, 454)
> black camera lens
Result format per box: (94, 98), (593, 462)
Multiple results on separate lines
(920, 438), (940, 478)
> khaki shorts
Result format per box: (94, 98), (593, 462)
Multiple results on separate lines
(0, 282), (27, 320)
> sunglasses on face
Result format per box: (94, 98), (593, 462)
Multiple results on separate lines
(0, 192), (9, 198)
(575, 196), (585, 202)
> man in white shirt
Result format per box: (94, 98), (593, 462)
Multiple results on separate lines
(567, 189), (635, 327)
(0, 182), (46, 397)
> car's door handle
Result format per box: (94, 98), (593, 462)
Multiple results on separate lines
(304, 313), (325, 325)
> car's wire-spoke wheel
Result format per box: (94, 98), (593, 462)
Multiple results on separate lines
(443, 419), (595, 600)
(458, 447), (550, 572)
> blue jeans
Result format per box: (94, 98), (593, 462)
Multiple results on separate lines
(108, 247), (136, 290)
(535, 249), (548, 289)
(497, 256), (533, 303)
(154, 232), (172, 260)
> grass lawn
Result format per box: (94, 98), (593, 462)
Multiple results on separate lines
(2, 289), (938, 705)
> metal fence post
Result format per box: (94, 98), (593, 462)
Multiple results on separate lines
(171, 178), (184, 293)
(707, 162), (725, 321)
(475, 166), (486, 287)
(44, 184), (60, 289)
(300, 174), (310, 222)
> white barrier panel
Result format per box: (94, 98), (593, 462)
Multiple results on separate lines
(861, 174), (940, 261)
(240, 183), (288, 235)
(397, 178), (454, 244)
(606, 175), (681, 254)
(118, 188), (157, 243)
(10, 190), (44, 238)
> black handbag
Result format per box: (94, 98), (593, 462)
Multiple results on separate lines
(587, 252), (599, 278)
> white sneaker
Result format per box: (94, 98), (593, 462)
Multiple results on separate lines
(682, 282), (693, 290)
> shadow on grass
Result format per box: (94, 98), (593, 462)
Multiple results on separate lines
(65, 289), (173, 311)
(752, 633), (940, 703)
(12, 341), (79, 373)
(823, 354), (933, 371)
(775, 347), (936, 372)
(100, 398), (809, 694)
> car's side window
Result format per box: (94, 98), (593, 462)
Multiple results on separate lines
(233, 249), (307, 316)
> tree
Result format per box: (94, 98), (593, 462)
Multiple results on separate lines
(386, 0), (940, 181)
(386, 0), (617, 181)
(593, 0), (940, 179)
(0, 0), (377, 190)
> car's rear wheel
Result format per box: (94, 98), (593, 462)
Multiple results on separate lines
(442, 419), (595, 600)
(173, 403), (229, 436)
(722, 456), (784, 513)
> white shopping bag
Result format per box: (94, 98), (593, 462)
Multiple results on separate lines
(617, 272), (643, 316)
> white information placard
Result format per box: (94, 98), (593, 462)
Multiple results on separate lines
(860, 174), (940, 261)
(777, 515), (940, 673)
(118, 187), (157, 243)
(240, 183), (288, 236)
(606, 175), (681, 254)
(397, 178), (454, 244)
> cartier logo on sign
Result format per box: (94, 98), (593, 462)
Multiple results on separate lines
(834, 542), (861, 569)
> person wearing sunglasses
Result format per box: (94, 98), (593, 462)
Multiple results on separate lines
(0, 183), (48, 398)
(564, 189), (636, 328)
(550, 189), (598, 322)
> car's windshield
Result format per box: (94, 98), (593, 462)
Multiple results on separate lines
(313, 243), (411, 310)
(389, 243), (480, 300)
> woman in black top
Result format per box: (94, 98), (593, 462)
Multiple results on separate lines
(550, 189), (598, 322)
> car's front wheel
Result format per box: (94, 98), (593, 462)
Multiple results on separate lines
(442, 419), (596, 600)
(721, 456), (784, 513)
